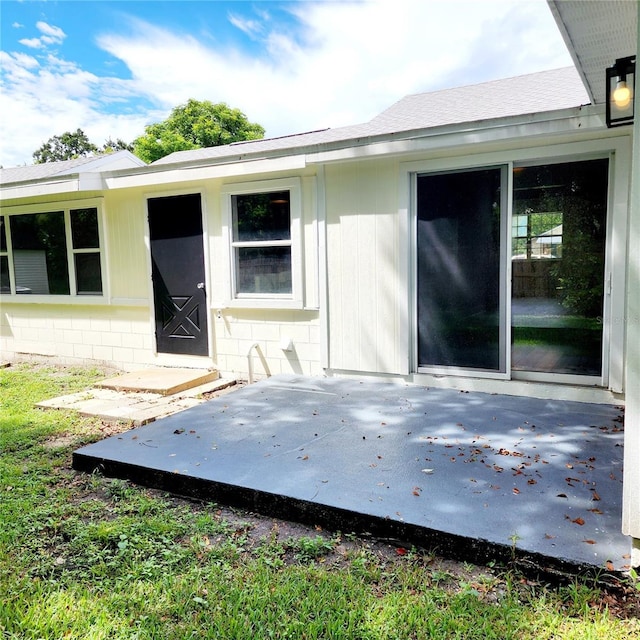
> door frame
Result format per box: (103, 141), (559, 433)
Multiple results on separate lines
(401, 136), (631, 392)
(143, 188), (213, 364)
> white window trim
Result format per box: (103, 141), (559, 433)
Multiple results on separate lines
(0, 197), (107, 304)
(221, 177), (303, 309)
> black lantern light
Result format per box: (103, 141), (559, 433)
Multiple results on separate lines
(606, 56), (635, 128)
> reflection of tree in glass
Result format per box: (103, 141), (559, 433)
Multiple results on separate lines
(514, 159), (607, 317)
(234, 192), (290, 242)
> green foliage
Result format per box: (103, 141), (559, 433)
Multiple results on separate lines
(133, 99), (265, 163)
(100, 137), (134, 154)
(32, 130), (133, 164)
(32, 128), (98, 163)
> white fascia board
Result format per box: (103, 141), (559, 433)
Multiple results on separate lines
(305, 106), (606, 164)
(103, 155), (307, 190)
(0, 172), (107, 203)
(0, 177), (82, 202)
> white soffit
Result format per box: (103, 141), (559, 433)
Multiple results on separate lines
(548, 0), (638, 104)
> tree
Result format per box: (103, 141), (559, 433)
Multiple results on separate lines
(132, 99), (265, 163)
(33, 129), (98, 163)
(100, 137), (134, 154)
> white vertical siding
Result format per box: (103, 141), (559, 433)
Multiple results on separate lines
(325, 159), (408, 375)
(105, 190), (150, 302)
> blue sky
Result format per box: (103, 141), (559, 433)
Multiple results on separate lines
(0, 0), (574, 167)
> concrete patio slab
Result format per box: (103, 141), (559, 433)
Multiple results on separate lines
(73, 374), (628, 576)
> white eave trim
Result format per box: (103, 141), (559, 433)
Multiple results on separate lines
(0, 172), (106, 202)
(306, 105), (607, 164)
(103, 154), (308, 189)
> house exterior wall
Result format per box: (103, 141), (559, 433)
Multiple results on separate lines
(320, 124), (632, 404)
(0, 303), (153, 366)
(0, 114), (634, 399)
(0, 171), (323, 378)
(324, 158), (408, 375)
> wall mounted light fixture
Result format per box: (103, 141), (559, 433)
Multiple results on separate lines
(606, 56), (635, 127)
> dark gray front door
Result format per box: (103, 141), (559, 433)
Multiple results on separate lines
(148, 194), (208, 356)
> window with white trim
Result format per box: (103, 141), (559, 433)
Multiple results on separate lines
(223, 178), (302, 307)
(0, 205), (104, 297)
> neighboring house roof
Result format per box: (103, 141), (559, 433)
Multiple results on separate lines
(548, 0), (637, 104)
(151, 67), (590, 168)
(0, 151), (146, 186)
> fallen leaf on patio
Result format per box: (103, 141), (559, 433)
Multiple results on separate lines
(302, 455), (309, 460)
(421, 468), (434, 474)
(381, 422), (386, 426)
(572, 517), (585, 526)
(412, 487), (422, 496)
(544, 534), (556, 539)
(588, 508), (603, 515)
(173, 428), (185, 434)
(583, 540), (596, 545)
(512, 488), (520, 495)
(566, 463), (573, 469)
(606, 561), (615, 571)
(527, 479), (537, 485)
(557, 493), (568, 498)
(493, 465), (504, 472)
(591, 491), (601, 501)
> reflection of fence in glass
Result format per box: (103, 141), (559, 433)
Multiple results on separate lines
(13, 250), (48, 294)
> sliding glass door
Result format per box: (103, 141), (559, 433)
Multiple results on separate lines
(417, 168), (506, 372)
(416, 158), (608, 382)
(511, 159), (608, 377)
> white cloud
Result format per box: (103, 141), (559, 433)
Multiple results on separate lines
(17, 21), (66, 50)
(36, 21), (66, 41)
(0, 0), (573, 167)
(228, 13), (264, 39)
(18, 37), (43, 49)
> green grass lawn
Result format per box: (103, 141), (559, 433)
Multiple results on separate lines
(1, 362), (639, 639)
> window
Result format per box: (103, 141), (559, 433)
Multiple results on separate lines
(223, 178), (301, 307)
(512, 212), (563, 260)
(232, 191), (292, 295)
(1, 204), (103, 297)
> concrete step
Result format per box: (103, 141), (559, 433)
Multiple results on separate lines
(95, 368), (219, 396)
(37, 377), (238, 425)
